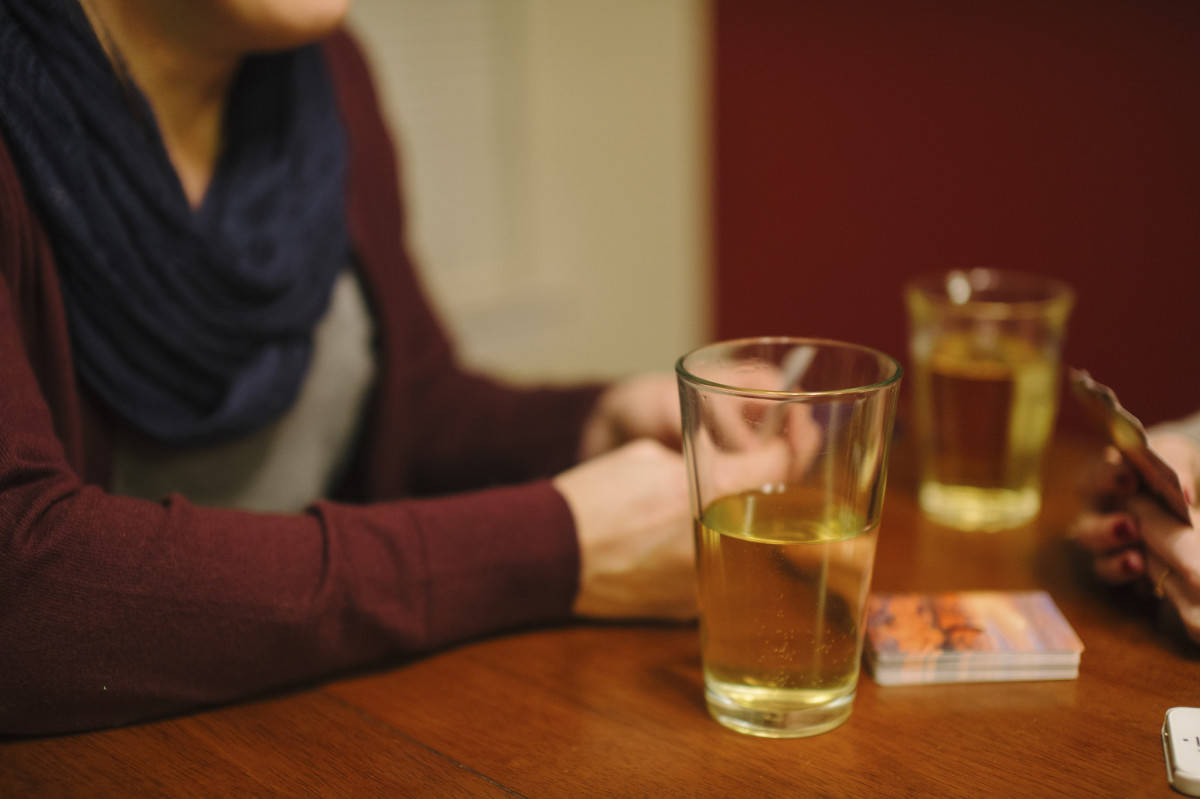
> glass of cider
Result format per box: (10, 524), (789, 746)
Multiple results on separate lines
(905, 269), (1074, 531)
(676, 337), (902, 738)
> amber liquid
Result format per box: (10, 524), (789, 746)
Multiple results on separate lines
(912, 331), (1056, 530)
(695, 486), (878, 737)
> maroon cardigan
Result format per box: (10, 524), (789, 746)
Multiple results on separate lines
(0, 31), (603, 735)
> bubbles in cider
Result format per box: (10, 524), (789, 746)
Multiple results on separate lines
(695, 487), (877, 722)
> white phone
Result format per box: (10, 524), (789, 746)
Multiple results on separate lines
(1163, 707), (1200, 796)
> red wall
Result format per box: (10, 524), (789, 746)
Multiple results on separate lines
(714, 0), (1200, 428)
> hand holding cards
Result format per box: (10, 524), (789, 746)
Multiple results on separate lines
(1068, 369), (1192, 527)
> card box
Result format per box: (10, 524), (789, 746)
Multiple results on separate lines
(864, 590), (1084, 686)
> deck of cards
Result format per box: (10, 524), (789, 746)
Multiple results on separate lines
(864, 590), (1084, 686)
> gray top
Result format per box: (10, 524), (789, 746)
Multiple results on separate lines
(111, 269), (377, 512)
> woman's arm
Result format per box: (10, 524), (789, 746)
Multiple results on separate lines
(0, 270), (580, 735)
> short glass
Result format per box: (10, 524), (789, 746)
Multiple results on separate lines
(905, 269), (1074, 531)
(676, 337), (902, 738)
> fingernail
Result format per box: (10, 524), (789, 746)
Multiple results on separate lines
(1122, 551), (1140, 575)
(1114, 518), (1137, 542)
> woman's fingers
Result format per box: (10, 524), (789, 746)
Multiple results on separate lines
(1076, 446), (1138, 508)
(707, 437), (794, 498)
(1067, 505), (1144, 584)
(1146, 553), (1200, 645)
(1067, 509), (1140, 554)
(1127, 494), (1200, 590)
(1091, 547), (1144, 584)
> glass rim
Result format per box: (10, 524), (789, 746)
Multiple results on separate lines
(905, 268), (1074, 319)
(675, 336), (903, 400)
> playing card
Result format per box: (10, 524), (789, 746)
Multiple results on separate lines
(1068, 369), (1192, 526)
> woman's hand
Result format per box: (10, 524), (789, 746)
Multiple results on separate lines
(578, 373), (681, 460)
(1069, 432), (1200, 644)
(553, 439), (696, 620)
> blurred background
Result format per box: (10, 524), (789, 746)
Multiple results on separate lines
(348, 0), (709, 383)
(350, 0), (1200, 428)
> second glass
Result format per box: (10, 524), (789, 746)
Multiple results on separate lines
(905, 269), (1074, 531)
(677, 337), (902, 738)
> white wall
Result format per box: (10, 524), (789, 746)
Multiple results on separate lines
(347, 0), (709, 382)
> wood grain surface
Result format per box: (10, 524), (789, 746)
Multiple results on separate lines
(3, 431), (1196, 797)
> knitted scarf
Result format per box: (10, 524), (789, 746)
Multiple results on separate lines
(0, 0), (349, 444)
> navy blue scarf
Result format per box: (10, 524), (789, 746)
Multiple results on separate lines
(0, 0), (349, 444)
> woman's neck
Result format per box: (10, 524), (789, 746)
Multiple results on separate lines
(78, 1), (239, 208)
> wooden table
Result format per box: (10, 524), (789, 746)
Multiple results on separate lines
(3, 432), (1197, 797)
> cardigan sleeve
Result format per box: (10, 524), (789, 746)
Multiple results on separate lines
(0, 144), (580, 737)
(0, 285), (580, 734)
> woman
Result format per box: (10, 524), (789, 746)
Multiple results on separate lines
(1070, 411), (1200, 644)
(0, 0), (695, 735)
